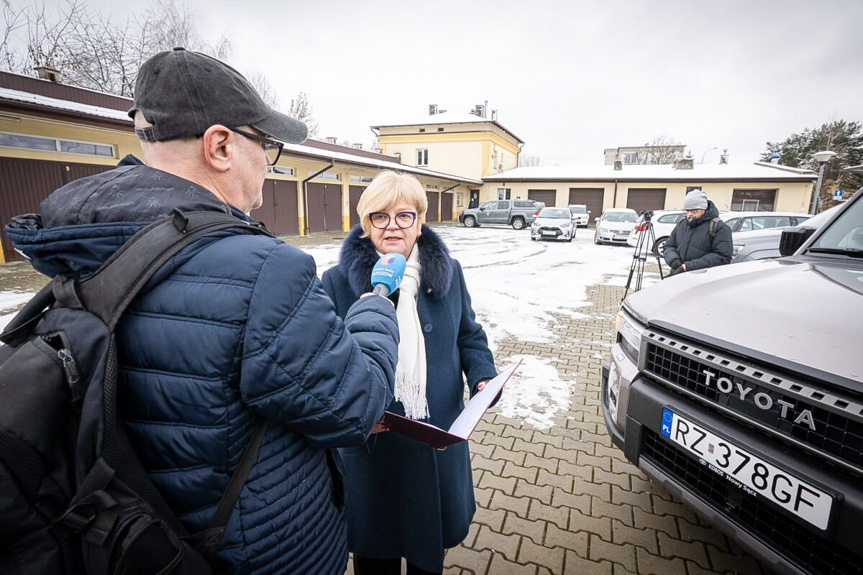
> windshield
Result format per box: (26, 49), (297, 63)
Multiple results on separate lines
(569, 206), (587, 214)
(540, 208), (571, 219)
(604, 211), (636, 223)
(809, 197), (863, 252)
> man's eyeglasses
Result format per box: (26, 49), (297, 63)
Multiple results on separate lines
(229, 127), (283, 166)
(369, 211), (417, 229)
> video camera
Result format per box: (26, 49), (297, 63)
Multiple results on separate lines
(641, 209), (654, 222)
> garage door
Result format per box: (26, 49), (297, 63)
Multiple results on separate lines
(528, 189), (556, 207)
(0, 158), (111, 262)
(568, 188), (603, 225)
(306, 182), (343, 233)
(349, 185), (365, 228)
(440, 193), (453, 221)
(252, 179), (299, 237)
(426, 192), (440, 222)
(626, 188), (667, 215)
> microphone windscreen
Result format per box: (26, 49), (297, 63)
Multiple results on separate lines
(370, 253), (407, 296)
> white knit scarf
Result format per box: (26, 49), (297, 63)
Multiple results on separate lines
(392, 247), (428, 420)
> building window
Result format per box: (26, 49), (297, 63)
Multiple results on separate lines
(685, 186), (701, 193)
(419, 128), (426, 133)
(437, 127), (444, 132)
(426, 184), (439, 190)
(731, 189), (776, 211)
(271, 166), (294, 176)
(623, 152), (638, 164)
(417, 149), (428, 166)
(350, 175), (373, 183)
(0, 131), (114, 157)
(497, 187), (511, 200)
(307, 169), (340, 181)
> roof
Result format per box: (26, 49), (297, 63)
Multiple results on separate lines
(0, 83), (480, 186)
(372, 111), (523, 144)
(483, 162), (817, 183)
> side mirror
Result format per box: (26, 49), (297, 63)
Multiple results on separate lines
(594, 216), (600, 223)
(779, 226), (817, 256)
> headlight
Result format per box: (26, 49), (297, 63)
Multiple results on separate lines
(561, 222), (571, 228)
(615, 309), (645, 363)
(531, 223), (539, 229)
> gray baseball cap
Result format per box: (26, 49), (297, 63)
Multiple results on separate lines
(129, 47), (307, 145)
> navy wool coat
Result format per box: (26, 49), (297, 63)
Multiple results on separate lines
(322, 225), (497, 572)
(663, 200), (733, 270)
(7, 165), (399, 575)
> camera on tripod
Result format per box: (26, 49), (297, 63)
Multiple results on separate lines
(622, 209), (665, 300)
(641, 209), (654, 222)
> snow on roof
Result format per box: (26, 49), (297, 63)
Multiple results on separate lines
(0, 86), (132, 123)
(281, 140), (482, 185)
(484, 162), (817, 182)
(372, 111), (523, 143)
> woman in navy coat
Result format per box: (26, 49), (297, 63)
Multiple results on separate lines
(322, 171), (497, 574)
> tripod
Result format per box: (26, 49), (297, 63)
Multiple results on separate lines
(623, 211), (665, 300)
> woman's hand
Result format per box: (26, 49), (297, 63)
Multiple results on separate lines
(371, 420), (390, 434)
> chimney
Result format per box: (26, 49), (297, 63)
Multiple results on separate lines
(673, 157), (695, 170)
(373, 147), (383, 154)
(473, 104), (485, 118)
(325, 136), (337, 145)
(352, 143), (363, 150)
(614, 160), (623, 171)
(721, 149), (730, 164)
(491, 109), (498, 121)
(34, 66), (61, 83)
(429, 104), (438, 116)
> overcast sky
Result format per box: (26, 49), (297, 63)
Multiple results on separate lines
(85, 0), (863, 165)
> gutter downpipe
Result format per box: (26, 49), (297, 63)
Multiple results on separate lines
(613, 179), (618, 208)
(302, 160), (335, 235)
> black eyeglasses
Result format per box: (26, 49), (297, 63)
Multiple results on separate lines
(369, 211), (417, 229)
(229, 127), (283, 166)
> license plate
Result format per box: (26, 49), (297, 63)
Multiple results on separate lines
(542, 230), (556, 236)
(660, 408), (833, 530)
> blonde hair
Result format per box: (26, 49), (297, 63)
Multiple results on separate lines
(357, 171), (428, 237)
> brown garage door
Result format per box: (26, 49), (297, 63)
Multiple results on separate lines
(0, 158), (112, 262)
(626, 188), (667, 215)
(426, 192), (439, 222)
(306, 182), (343, 233)
(252, 179), (299, 237)
(528, 189), (556, 207)
(568, 188), (603, 225)
(440, 193), (453, 221)
(349, 185), (365, 229)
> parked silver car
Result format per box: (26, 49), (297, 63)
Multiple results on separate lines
(731, 204), (840, 262)
(593, 208), (637, 245)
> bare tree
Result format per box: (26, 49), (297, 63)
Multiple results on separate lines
(1, 0), (25, 71)
(518, 154), (541, 167)
(287, 91), (318, 138)
(638, 134), (683, 165)
(247, 71), (279, 109)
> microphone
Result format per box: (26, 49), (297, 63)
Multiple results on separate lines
(371, 253), (407, 297)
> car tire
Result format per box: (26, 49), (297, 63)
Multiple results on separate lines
(531, 236), (536, 241)
(567, 233), (573, 243)
(593, 234), (600, 245)
(511, 217), (525, 230)
(464, 216), (476, 228)
(653, 237), (668, 257)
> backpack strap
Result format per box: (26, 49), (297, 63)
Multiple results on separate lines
(709, 217), (721, 242)
(74, 209), (271, 330)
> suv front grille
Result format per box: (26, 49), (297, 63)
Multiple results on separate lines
(643, 430), (862, 575)
(643, 335), (863, 475)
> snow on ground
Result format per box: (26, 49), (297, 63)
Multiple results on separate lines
(0, 225), (661, 431)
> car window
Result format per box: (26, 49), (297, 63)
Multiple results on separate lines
(514, 201), (534, 208)
(604, 211), (636, 222)
(480, 201), (496, 210)
(496, 201), (510, 209)
(569, 206), (587, 214)
(540, 208), (570, 219)
(657, 214), (680, 223)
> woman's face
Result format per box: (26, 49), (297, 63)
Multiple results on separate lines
(368, 201), (422, 259)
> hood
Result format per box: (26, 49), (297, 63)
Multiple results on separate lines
(338, 225), (453, 299)
(624, 259), (863, 391)
(6, 164), (237, 279)
(534, 216), (569, 226)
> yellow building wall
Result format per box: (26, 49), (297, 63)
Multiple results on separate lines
(382, 139), (483, 179)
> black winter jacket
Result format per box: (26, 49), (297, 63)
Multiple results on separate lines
(663, 201), (733, 271)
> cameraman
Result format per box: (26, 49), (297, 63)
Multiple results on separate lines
(664, 189), (732, 275)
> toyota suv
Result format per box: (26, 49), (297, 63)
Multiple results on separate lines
(602, 190), (862, 575)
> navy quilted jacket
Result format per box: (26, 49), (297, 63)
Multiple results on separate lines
(7, 165), (399, 575)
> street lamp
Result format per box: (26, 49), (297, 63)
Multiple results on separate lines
(701, 147), (718, 163)
(810, 150), (837, 214)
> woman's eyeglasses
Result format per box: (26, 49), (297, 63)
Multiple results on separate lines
(369, 211), (417, 229)
(229, 127), (284, 166)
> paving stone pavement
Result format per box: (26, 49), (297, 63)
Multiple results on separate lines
(0, 225), (770, 575)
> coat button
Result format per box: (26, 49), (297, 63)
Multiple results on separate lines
(426, 288), (433, 294)
(423, 323), (433, 333)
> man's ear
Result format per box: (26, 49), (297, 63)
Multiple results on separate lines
(201, 125), (233, 173)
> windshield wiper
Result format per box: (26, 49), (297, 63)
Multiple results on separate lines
(807, 247), (863, 258)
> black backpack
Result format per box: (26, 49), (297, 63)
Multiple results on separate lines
(0, 210), (271, 575)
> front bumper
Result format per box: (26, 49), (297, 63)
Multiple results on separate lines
(596, 230), (631, 243)
(601, 346), (863, 575)
(531, 226), (571, 240)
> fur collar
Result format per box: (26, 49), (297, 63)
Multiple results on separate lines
(338, 225), (454, 299)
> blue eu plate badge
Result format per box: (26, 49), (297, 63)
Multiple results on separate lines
(660, 408), (673, 438)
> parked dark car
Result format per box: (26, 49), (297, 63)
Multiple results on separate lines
(458, 199), (540, 230)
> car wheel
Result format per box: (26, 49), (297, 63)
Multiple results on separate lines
(531, 236), (536, 241)
(511, 217), (525, 230)
(593, 233), (600, 245)
(464, 216), (476, 228)
(567, 233), (573, 242)
(653, 237), (668, 257)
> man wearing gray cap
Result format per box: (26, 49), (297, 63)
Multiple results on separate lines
(8, 48), (399, 574)
(663, 188), (732, 275)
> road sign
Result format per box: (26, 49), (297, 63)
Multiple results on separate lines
(833, 189), (844, 200)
